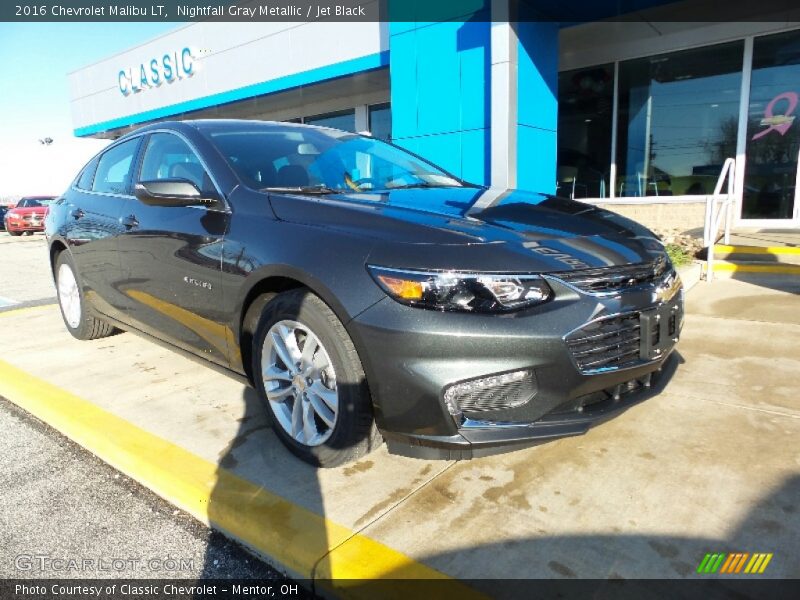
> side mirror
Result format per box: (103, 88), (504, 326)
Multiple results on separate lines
(134, 179), (217, 207)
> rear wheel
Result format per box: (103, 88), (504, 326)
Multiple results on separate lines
(55, 252), (116, 341)
(252, 289), (381, 467)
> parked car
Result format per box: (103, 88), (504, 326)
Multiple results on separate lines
(5, 196), (56, 236)
(45, 120), (683, 467)
(0, 205), (8, 230)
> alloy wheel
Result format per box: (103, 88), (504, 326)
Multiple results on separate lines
(262, 319), (339, 446)
(57, 262), (81, 329)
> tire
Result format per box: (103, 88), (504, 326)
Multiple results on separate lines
(54, 252), (117, 341)
(9, 231), (22, 236)
(252, 289), (381, 467)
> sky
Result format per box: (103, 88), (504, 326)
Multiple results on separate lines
(0, 23), (178, 199)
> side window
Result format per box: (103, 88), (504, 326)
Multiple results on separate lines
(92, 139), (138, 195)
(76, 158), (99, 190)
(139, 133), (213, 195)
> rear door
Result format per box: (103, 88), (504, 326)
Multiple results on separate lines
(64, 137), (141, 320)
(116, 131), (232, 365)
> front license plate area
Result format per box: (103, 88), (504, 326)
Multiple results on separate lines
(639, 302), (680, 360)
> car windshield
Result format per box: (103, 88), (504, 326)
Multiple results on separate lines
(18, 198), (52, 208)
(206, 125), (465, 194)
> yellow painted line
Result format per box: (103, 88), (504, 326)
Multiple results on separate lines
(0, 303), (56, 318)
(712, 263), (800, 274)
(0, 358), (483, 596)
(759, 553), (773, 574)
(715, 244), (800, 255)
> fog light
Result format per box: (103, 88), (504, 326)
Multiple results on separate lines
(443, 369), (537, 416)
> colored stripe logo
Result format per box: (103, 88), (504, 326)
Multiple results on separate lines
(697, 552), (773, 574)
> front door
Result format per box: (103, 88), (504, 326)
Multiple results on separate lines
(116, 132), (232, 366)
(741, 30), (800, 226)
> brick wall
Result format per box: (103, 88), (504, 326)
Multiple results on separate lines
(592, 201), (707, 236)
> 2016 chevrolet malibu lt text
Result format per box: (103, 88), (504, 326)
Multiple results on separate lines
(45, 120), (683, 467)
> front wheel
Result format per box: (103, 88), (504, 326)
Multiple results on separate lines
(8, 231), (22, 236)
(54, 252), (116, 340)
(253, 290), (381, 467)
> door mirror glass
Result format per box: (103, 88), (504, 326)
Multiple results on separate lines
(134, 179), (214, 207)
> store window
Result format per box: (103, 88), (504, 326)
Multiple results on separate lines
(742, 30), (800, 219)
(369, 103), (392, 141)
(557, 65), (614, 198)
(616, 42), (744, 197)
(304, 109), (356, 132)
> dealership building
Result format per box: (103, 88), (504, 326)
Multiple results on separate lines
(69, 2), (800, 231)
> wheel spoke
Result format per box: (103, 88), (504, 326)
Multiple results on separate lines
(263, 364), (292, 382)
(309, 382), (337, 411)
(300, 334), (318, 366)
(302, 400), (319, 443)
(291, 395), (303, 438)
(309, 394), (335, 428)
(265, 385), (294, 402)
(278, 323), (303, 363)
(270, 330), (295, 370)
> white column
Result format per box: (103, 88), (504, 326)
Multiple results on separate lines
(490, 0), (517, 190)
(355, 104), (369, 134)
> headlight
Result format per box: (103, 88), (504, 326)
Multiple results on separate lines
(368, 265), (552, 313)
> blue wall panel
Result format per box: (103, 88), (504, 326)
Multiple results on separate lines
(389, 11), (491, 185)
(515, 20), (559, 194)
(517, 125), (558, 194)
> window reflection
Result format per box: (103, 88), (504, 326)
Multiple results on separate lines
(557, 65), (613, 199)
(742, 30), (800, 219)
(304, 109), (356, 132)
(615, 42), (743, 197)
(369, 103), (392, 141)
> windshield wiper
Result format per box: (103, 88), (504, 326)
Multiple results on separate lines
(261, 185), (339, 195)
(386, 182), (462, 190)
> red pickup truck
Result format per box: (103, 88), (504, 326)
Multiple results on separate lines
(4, 196), (56, 236)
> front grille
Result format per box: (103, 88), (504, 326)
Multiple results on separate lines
(551, 258), (668, 294)
(566, 312), (659, 373)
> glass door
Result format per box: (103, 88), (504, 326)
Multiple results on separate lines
(741, 30), (800, 223)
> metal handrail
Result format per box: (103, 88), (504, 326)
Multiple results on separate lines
(703, 158), (736, 283)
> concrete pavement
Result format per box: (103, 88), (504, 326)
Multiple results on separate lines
(0, 231), (797, 592)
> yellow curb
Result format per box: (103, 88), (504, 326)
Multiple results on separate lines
(0, 358), (483, 597)
(714, 244), (800, 256)
(0, 303), (56, 318)
(711, 263), (800, 274)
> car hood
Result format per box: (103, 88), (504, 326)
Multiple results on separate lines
(268, 187), (666, 273)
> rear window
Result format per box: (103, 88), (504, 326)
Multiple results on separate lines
(76, 158), (99, 191)
(92, 139), (139, 195)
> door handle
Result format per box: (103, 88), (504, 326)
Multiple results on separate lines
(70, 208), (85, 220)
(121, 214), (139, 229)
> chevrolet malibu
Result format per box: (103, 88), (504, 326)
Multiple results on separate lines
(45, 120), (683, 467)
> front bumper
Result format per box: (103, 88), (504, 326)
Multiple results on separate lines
(347, 274), (684, 459)
(6, 219), (44, 232)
